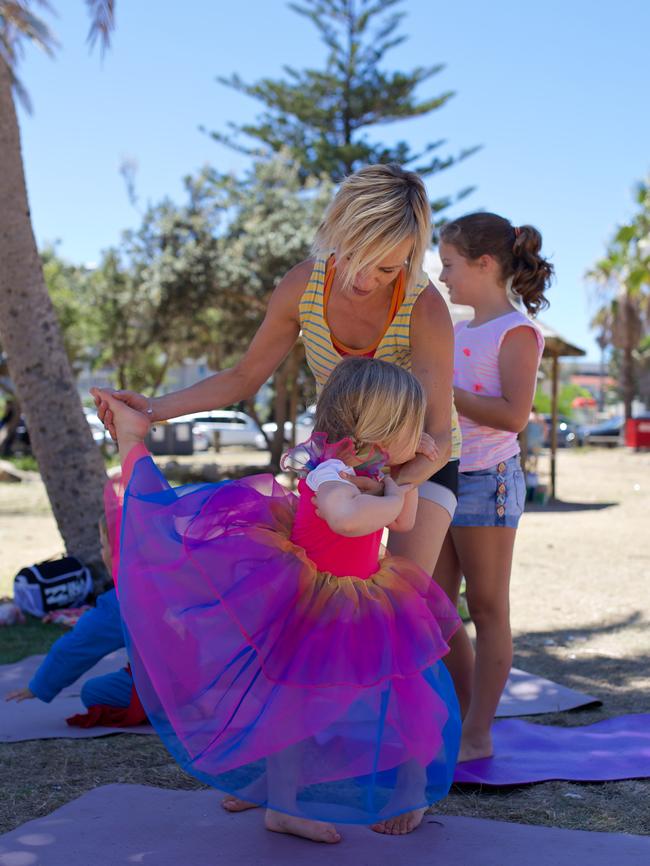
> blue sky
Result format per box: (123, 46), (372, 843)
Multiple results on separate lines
(15, 0), (650, 362)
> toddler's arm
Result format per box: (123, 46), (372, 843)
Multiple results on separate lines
(90, 389), (150, 473)
(316, 476), (413, 537)
(386, 487), (419, 532)
(5, 589), (124, 704)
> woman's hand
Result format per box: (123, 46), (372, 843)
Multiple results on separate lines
(91, 388), (150, 441)
(91, 389), (151, 446)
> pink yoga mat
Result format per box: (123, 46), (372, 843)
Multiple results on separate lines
(0, 651), (154, 742)
(0, 784), (647, 865)
(454, 714), (650, 786)
(0, 651), (599, 743)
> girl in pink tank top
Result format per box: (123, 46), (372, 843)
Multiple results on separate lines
(94, 357), (461, 845)
(434, 212), (553, 764)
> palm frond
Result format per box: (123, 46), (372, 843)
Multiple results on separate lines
(85, 0), (115, 55)
(0, 1), (58, 111)
(0, 1), (58, 56)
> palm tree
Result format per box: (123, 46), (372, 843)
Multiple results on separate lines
(589, 298), (643, 420)
(0, 2), (115, 582)
(587, 180), (650, 420)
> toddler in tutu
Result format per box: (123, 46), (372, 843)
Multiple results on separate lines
(93, 358), (461, 844)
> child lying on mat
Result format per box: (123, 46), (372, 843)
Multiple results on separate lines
(4, 518), (146, 727)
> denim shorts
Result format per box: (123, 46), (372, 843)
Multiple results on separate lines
(451, 455), (526, 529)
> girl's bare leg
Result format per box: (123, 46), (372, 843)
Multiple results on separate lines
(370, 761), (428, 835)
(373, 500), (450, 835)
(431, 532), (475, 718)
(265, 747), (341, 844)
(452, 526), (516, 761)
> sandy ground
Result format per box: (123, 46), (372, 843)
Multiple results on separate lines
(1, 445), (649, 835)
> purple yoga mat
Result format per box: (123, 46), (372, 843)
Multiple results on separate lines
(454, 714), (650, 786)
(496, 667), (600, 717)
(1, 784), (648, 865)
(0, 650), (154, 742)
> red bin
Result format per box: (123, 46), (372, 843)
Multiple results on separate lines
(625, 417), (650, 450)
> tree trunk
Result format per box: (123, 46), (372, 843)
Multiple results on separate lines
(270, 364), (289, 469)
(622, 298), (636, 421)
(0, 57), (108, 585)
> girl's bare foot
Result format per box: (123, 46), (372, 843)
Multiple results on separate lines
(457, 730), (493, 762)
(371, 807), (427, 835)
(265, 809), (341, 844)
(221, 795), (259, 812)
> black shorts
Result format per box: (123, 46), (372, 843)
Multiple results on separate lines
(418, 459), (459, 519)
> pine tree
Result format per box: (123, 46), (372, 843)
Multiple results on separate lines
(209, 0), (477, 212)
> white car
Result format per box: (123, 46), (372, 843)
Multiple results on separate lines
(175, 410), (266, 450)
(261, 406), (316, 447)
(84, 409), (117, 454)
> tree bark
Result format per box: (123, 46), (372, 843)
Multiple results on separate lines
(0, 57), (108, 583)
(270, 364), (289, 469)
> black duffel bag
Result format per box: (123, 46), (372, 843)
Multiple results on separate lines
(13, 556), (93, 618)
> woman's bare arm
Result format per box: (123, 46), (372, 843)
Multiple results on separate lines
(393, 285), (454, 485)
(96, 261), (313, 431)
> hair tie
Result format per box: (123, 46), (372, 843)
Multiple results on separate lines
(514, 226), (522, 238)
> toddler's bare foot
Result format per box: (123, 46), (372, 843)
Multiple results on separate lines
(221, 795), (259, 812)
(265, 809), (341, 844)
(457, 730), (493, 762)
(371, 807), (426, 835)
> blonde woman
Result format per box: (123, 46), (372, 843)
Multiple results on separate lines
(97, 164), (460, 572)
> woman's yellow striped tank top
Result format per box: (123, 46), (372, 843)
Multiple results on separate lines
(299, 258), (462, 459)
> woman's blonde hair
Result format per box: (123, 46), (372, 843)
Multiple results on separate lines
(314, 358), (426, 456)
(312, 163), (431, 293)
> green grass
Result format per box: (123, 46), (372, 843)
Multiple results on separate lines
(0, 617), (68, 664)
(5, 451), (120, 473)
(4, 454), (39, 472)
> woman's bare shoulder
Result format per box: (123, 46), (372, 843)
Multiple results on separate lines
(268, 259), (317, 321)
(412, 282), (453, 329)
(278, 259), (317, 295)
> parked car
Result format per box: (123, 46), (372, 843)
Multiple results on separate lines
(261, 406), (316, 447)
(541, 414), (582, 448)
(84, 410), (118, 455)
(581, 416), (624, 447)
(174, 410), (266, 450)
(191, 426), (212, 452)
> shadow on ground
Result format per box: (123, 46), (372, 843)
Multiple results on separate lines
(512, 611), (650, 717)
(526, 499), (618, 512)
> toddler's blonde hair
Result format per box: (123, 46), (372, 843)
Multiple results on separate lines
(312, 164), (431, 294)
(314, 358), (425, 457)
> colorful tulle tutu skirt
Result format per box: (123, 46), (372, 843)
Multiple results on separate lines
(117, 455), (461, 824)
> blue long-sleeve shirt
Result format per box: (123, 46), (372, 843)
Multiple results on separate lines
(29, 588), (125, 702)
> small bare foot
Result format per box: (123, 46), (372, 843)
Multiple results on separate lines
(265, 809), (341, 844)
(221, 795), (259, 812)
(371, 807), (426, 835)
(457, 731), (493, 762)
